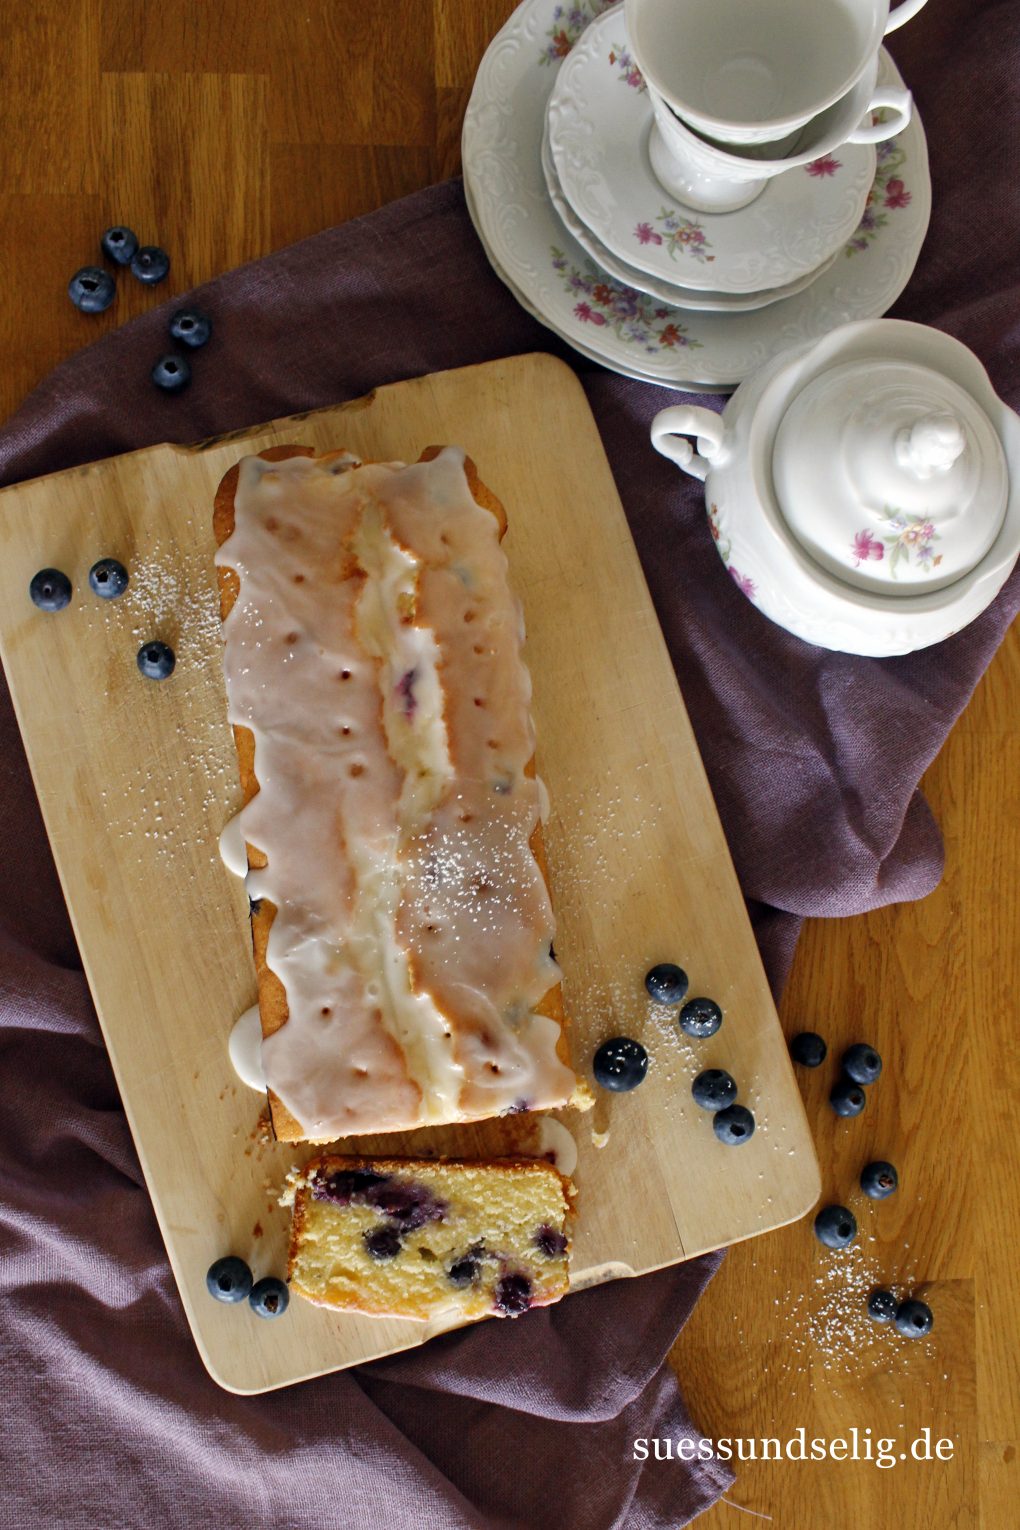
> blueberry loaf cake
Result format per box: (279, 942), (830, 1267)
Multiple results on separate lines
(213, 445), (589, 1141)
(285, 1155), (574, 1320)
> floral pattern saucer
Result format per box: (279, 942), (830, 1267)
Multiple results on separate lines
(546, 7), (877, 295)
(540, 120), (841, 314)
(461, 0), (931, 389)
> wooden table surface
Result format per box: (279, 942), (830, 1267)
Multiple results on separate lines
(2, 3), (1015, 1525)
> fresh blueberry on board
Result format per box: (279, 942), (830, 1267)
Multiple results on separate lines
(100, 226), (139, 265)
(678, 997), (722, 1038)
(169, 307), (212, 348)
(644, 963), (689, 1004)
(131, 244), (170, 284)
(860, 1160), (898, 1199)
(895, 1298), (934, 1338)
(713, 1103), (755, 1145)
(867, 1289), (898, 1323)
(29, 568), (72, 611)
(248, 1275), (290, 1318)
(137, 640), (176, 680)
(494, 1274), (533, 1316)
(592, 1036), (648, 1092)
(363, 1226), (403, 1261)
(842, 1043), (883, 1085)
(789, 1031), (827, 1067)
(68, 266), (115, 313)
(88, 557), (129, 599)
(205, 1255), (252, 1303)
(692, 1068), (737, 1112)
(814, 1204), (858, 1250)
(152, 354), (191, 393)
(830, 1077), (867, 1117)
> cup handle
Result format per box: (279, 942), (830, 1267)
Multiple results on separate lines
(884, 0), (929, 33)
(846, 87), (913, 144)
(650, 406), (726, 481)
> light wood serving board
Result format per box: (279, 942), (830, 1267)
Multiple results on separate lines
(0, 355), (819, 1393)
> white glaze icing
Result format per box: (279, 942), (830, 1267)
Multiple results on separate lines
(218, 813), (248, 878)
(228, 1004), (267, 1091)
(215, 448), (577, 1138)
(535, 1117), (578, 1177)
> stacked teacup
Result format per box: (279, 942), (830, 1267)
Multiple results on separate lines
(627, 0), (924, 213)
(540, 0), (928, 327)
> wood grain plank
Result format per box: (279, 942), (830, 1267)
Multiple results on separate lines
(269, 144), (436, 247)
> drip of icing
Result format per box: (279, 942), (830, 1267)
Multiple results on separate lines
(229, 1004), (267, 1091)
(535, 1117), (578, 1177)
(218, 813), (248, 878)
(215, 448), (577, 1138)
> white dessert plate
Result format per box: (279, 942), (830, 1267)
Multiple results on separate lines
(462, 0), (930, 390)
(546, 7), (876, 295)
(463, 173), (731, 392)
(539, 118), (842, 314)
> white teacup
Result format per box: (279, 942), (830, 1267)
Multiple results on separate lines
(625, 0), (928, 147)
(648, 58), (912, 213)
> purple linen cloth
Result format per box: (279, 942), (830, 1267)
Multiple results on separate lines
(1, 0), (1018, 1523)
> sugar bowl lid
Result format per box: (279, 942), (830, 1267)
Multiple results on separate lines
(772, 357), (1010, 595)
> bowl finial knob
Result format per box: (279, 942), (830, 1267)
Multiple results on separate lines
(894, 412), (966, 479)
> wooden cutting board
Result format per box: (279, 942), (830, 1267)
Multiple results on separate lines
(0, 354), (819, 1393)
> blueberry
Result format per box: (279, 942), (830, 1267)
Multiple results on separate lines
(170, 307), (212, 348)
(645, 963), (689, 1004)
(867, 1288), (898, 1323)
(494, 1274), (533, 1316)
(68, 267), (115, 314)
(152, 354), (191, 393)
(692, 1068), (737, 1112)
(592, 1036), (648, 1091)
(88, 557), (129, 599)
(29, 568), (72, 611)
(364, 1226), (403, 1260)
(248, 1275), (289, 1318)
(313, 1168), (388, 1205)
(533, 1224), (568, 1258)
(895, 1298), (933, 1338)
(131, 245), (170, 284)
(367, 1179), (447, 1232)
(790, 1031), (827, 1067)
(830, 1077), (866, 1118)
(860, 1160), (898, 1199)
(713, 1103), (755, 1145)
(137, 640), (176, 680)
(679, 997), (722, 1038)
(100, 226), (139, 266)
(842, 1043), (883, 1086)
(205, 1255), (252, 1303)
(447, 1256), (481, 1287)
(814, 1204), (858, 1249)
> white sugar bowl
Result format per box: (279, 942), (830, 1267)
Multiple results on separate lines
(650, 320), (1020, 656)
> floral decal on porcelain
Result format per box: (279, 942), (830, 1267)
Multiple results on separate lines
(634, 210), (715, 264)
(851, 512), (942, 575)
(608, 43), (646, 90)
(540, 1), (617, 63)
(846, 121), (911, 255)
(805, 155), (842, 177)
(709, 504), (757, 599)
(552, 248), (702, 351)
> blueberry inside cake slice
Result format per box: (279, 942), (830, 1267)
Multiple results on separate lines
(285, 1155), (574, 1320)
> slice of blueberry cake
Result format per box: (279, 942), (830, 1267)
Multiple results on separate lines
(285, 1155), (574, 1320)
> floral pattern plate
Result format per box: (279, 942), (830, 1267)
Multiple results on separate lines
(539, 119), (841, 313)
(461, 0), (930, 389)
(546, 7), (876, 295)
